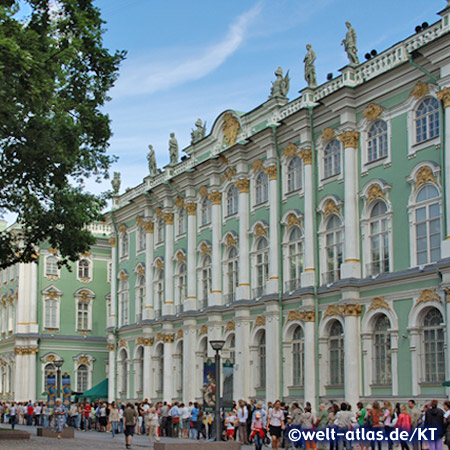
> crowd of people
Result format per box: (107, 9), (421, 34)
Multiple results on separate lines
(0, 398), (449, 449)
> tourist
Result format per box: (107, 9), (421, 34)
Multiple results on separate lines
(251, 411), (265, 450)
(425, 399), (445, 450)
(237, 400), (249, 445)
(196, 405), (207, 440)
(180, 402), (190, 438)
(397, 404), (412, 450)
(52, 398), (66, 440)
(170, 401), (181, 437)
(409, 399), (421, 450)
(301, 405), (317, 450)
(334, 403), (356, 450)
(109, 402), (120, 439)
(42, 402), (51, 428)
(123, 403), (138, 449)
(190, 402), (199, 439)
(9, 402), (16, 430)
(146, 406), (160, 444)
(267, 400), (285, 450)
(225, 410), (237, 441)
(383, 401), (398, 450)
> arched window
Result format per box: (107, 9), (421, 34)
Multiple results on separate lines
(201, 256), (211, 308)
(228, 334), (236, 362)
(324, 215), (343, 284)
(367, 120), (388, 162)
(76, 299), (90, 331)
(423, 308), (445, 383)
(257, 331), (266, 389)
(329, 321), (344, 385)
(292, 326), (304, 386)
(178, 207), (186, 235)
(226, 184), (239, 216)
(44, 363), (56, 388)
(416, 97), (440, 143)
(156, 218), (164, 244)
(287, 227), (303, 290)
(155, 268), (164, 318)
(254, 237), (269, 297)
(255, 171), (269, 205)
(287, 157), (302, 192)
(46, 256), (58, 277)
(176, 263), (186, 313)
(415, 184), (441, 265)
(135, 275), (145, 322)
(77, 364), (89, 392)
(201, 196), (212, 226)
(137, 225), (146, 252)
(323, 139), (341, 178)
(368, 201), (390, 276)
(78, 259), (90, 279)
(120, 232), (129, 258)
(135, 347), (144, 394)
(118, 279), (129, 327)
(226, 246), (239, 303)
(373, 315), (391, 385)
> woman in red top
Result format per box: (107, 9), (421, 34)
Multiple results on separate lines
(397, 404), (412, 450)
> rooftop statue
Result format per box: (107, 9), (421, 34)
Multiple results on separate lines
(147, 145), (157, 177)
(304, 44), (318, 88)
(341, 21), (360, 65)
(111, 172), (121, 195)
(168, 132), (179, 166)
(269, 67), (290, 99)
(191, 118), (206, 144)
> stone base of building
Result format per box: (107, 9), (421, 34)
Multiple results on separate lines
(37, 427), (74, 438)
(154, 442), (241, 450)
(0, 429), (30, 440)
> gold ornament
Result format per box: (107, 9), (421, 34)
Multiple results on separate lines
(107, 344), (115, 351)
(367, 297), (390, 312)
(437, 88), (450, 108)
(299, 311), (316, 322)
(109, 238), (116, 247)
(286, 310), (303, 323)
(339, 304), (363, 316)
(324, 199), (339, 217)
(200, 242), (211, 255)
(415, 289), (441, 307)
(78, 356), (91, 366)
(225, 321), (235, 332)
(363, 103), (383, 121)
(199, 324), (208, 336)
(144, 338), (153, 346)
(287, 213), (300, 228)
(222, 167), (237, 183)
(174, 196), (184, 208)
(156, 259), (164, 270)
(254, 223), (267, 237)
(176, 329), (184, 339)
(176, 251), (186, 263)
(46, 355), (56, 362)
(119, 271), (128, 282)
(184, 202), (197, 215)
(366, 184), (386, 204)
(254, 315), (266, 327)
(48, 248), (58, 254)
(225, 234), (237, 248)
(415, 166), (437, 190)
(199, 186), (208, 197)
(322, 128), (335, 142)
(222, 112), (240, 147)
(322, 305), (343, 319)
(119, 339), (127, 348)
(162, 213), (174, 225)
(410, 81), (429, 100)
(119, 224), (127, 233)
(164, 333), (175, 343)
(339, 130), (360, 149)
(156, 332), (165, 342)
(208, 192), (222, 205)
(155, 207), (162, 216)
(235, 179), (249, 193)
(264, 165), (277, 180)
(252, 159), (264, 172)
(298, 149), (312, 165)
(219, 155), (229, 165)
(282, 143), (298, 158)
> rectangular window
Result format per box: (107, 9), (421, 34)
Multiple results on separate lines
(77, 302), (89, 330)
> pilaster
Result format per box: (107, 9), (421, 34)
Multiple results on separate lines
(266, 166), (279, 294)
(185, 202), (198, 311)
(162, 213), (174, 316)
(235, 179), (250, 300)
(234, 308), (251, 399)
(144, 221), (154, 320)
(208, 192), (223, 306)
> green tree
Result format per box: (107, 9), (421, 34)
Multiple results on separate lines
(0, 0), (125, 268)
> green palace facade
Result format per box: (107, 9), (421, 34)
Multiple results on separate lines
(0, 221), (111, 402)
(106, 2), (450, 407)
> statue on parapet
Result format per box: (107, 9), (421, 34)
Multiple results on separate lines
(111, 172), (121, 195)
(147, 145), (157, 177)
(341, 21), (360, 65)
(304, 44), (317, 88)
(191, 119), (206, 144)
(168, 132), (178, 166)
(269, 67), (290, 99)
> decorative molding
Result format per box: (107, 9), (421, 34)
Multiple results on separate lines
(415, 166), (438, 190)
(252, 159), (264, 172)
(119, 271), (128, 282)
(184, 202), (197, 215)
(208, 192), (222, 205)
(367, 296), (390, 312)
(156, 332), (165, 342)
(162, 213), (174, 225)
(323, 199), (339, 217)
(144, 338), (154, 346)
(339, 130), (360, 149)
(200, 242), (211, 255)
(176, 329), (184, 339)
(299, 310), (316, 322)
(14, 347), (39, 355)
(156, 259), (164, 270)
(254, 315), (266, 327)
(225, 321), (235, 332)
(118, 339), (127, 348)
(136, 337), (144, 345)
(437, 88), (450, 108)
(322, 127), (335, 142)
(48, 248), (58, 254)
(286, 213), (300, 228)
(410, 80), (429, 100)
(109, 238), (116, 247)
(164, 333), (175, 343)
(254, 223), (267, 237)
(286, 310), (303, 323)
(235, 178), (250, 193)
(339, 304), (363, 316)
(415, 289), (441, 307)
(176, 251), (186, 263)
(222, 167), (237, 183)
(363, 103), (383, 121)
(366, 183), (386, 204)
(119, 224), (127, 233)
(136, 265), (145, 277)
(137, 216), (154, 233)
(107, 344), (115, 351)
(199, 324), (208, 336)
(155, 207), (162, 216)
(77, 356), (91, 366)
(225, 234), (237, 248)
(298, 149), (312, 165)
(219, 155), (229, 165)
(174, 196), (184, 208)
(222, 112), (240, 147)
(282, 143), (298, 158)
(322, 304), (343, 319)
(199, 186), (208, 198)
(264, 165), (277, 180)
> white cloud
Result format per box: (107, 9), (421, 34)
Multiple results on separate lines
(113, 3), (262, 97)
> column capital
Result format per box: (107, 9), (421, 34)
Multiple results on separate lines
(184, 202), (197, 215)
(235, 178), (250, 193)
(340, 303), (363, 316)
(107, 343), (115, 351)
(339, 130), (360, 149)
(300, 310), (316, 322)
(162, 212), (174, 225)
(264, 165), (277, 180)
(208, 191), (222, 204)
(437, 87), (450, 108)
(298, 149), (312, 165)
(109, 237), (116, 247)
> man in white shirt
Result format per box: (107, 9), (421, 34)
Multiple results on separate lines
(237, 401), (249, 445)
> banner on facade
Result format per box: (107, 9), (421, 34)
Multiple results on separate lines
(203, 359), (216, 412)
(222, 359), (234, 412)
(46, 372), (56, 407)
(62, 372), (71, 406)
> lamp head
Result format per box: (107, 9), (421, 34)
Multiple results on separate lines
(54, 359), (64, 368)
(209, 340), (225, 352)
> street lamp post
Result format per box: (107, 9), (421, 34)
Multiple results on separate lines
(209, 340), (225, 442)
(54, 358), (64, 399)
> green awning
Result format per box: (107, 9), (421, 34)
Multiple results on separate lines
(442, 380), (450, 386)
(78, 378), (108, 399)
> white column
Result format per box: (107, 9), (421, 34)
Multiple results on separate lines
(163, 329), (174, 401)
(361, 334), (371, 397)
(144, 221), (154, 320)
(108, 340), (116, 403)
(28, 350), (37, 401)
(14, 354), (23, 401)
(208, 192), (222, 306)
(234, 308), (251, 399)
(343, 304), (362, 406)
(265, 304), (280, 401)
(409, 329), (420, 396)
(182, 319), (197, 403)
(126, 359), (132, 399)
(185, 203), (198, 311)
(235, 180), (250, 300)
(143, 340), (152, 400)
(340, 131), (361, 279)
(29, 263), (38, 334)
(303, 314), (316, 406)
(391, 332), (399, 396)
(300, 151), (316, 287)
(109, 238), (117, 328)
(446, 295), (450, 397)
(163, 213), (174, 316)
(438, 89), (450, 257)
(266, 166), (279, 295)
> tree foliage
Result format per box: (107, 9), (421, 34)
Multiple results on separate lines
(0, 0), (125, 268)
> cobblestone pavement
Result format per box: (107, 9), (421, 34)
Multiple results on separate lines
(1, 425), (256, 449)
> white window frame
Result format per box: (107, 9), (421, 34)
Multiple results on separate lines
(118, 279), (129, 327)
(135, 275), (145, 323)
(155, 217), (165, 246)
(251, 236), (269, 298)
(136, 225), (146, 254)
(120, 231), (129, 259)
(224, 183), (239, 218)
(283, 225), (304, 292)
(45, 254), (60, 279)
(176, 207), (187, 237)
(77, 258), (93, 282)
(199, 196), (212, 228)
(153, 265), (164, 318)
(319, 213), (344, 285)
(285, 156), (303, 195)
(43, 295), (60, 330)
(253, 170), (269, 207)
